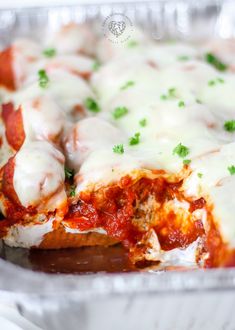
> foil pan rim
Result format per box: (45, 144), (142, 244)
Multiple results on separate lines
(0, 0), (234, 10)
(0, 257), (235, 297)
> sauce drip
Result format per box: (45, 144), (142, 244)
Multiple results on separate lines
(0, 244), (137, 274)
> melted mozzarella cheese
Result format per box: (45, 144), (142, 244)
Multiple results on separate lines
(4, 220), (107, 248)
(13, 141), (66, 209)
(73, 37), (235, 248)
(44, 54), (94, 77)
(12, 38), (42, 88)
(63, 224), (107, 235)
(96, 28), (153, 63)
(64, 117), (126, 170)
(75, 57), (228, 190)
(210, 176), (235, 246)
(3, 217), (54, 248)
(2, 24), (235, 251)
(144, 229), (200, 266)
(21, 96), (64, 142)
(8, 69), (94, 118)
(44, 24), (96, 56)
(201, 39), (235, 69)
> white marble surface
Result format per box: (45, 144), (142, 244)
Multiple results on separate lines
(0, 304), (42, 330)
(1, 291), (235, 330)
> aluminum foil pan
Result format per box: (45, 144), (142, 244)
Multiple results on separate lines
(1, 1), (235, 329)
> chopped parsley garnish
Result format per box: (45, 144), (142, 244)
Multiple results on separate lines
(127, 40), (138, 48)
(129, 132), (140, 146)
(208, 77), (225, 87)
(112, 106), (128, 119)
(38, 69), (49, 88)
(113, 144), (124, 154)
(183, 159), (191, 165)
(160, 87), (177, 100)
(177, 55), (190, 61)
(120, 80), (135, 90)
(43, 48), (56, 58)
(70, 185), (76, 197)
(217, 77), (224, 83)
(139, 118), (147, 127)
(205, 53), (228, 71)
(208, 79), (216, 86)
(173, 143), (190, 158)
(178, 100), (185, 108)
(224, 120), (235, 132)
(92, 60), (101, 71)
(196, 98), (203, 104)
(197, 173), (203, 178)
(85, 97), (100, 113)
(160, 94), (168, 100)
(228, 165), (235, 175)
(169, 87), (176, 97)
(65, 167), (74, 180)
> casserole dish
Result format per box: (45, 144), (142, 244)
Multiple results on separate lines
(1, 1), (235, 329)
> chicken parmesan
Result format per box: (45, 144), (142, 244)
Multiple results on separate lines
(1, 24), (235, 268)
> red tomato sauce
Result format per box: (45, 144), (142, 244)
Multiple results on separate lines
(198, 212), (229, 268)
(64, 175), (224, 265)
(0, 171), (230, 267)
(0, 47), (15, 90)
(2, 103), (25, 151)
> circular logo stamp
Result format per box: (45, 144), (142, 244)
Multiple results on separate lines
(102, 13), (133, 44)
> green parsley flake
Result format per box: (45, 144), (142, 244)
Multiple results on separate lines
(205, 53), (228, 71)
(65, 167), (74, 180)
(183, 159), (191, 165)
(120, 80), (135, 90)
(169, 87), (176, 97)
(196, 99), (203, 104)
(85, 97), (100, 113)
(178, 100), (185, 108)
(129, 132), (140, 146)
(217, 77), (224, 84)
(127, 40), (138, 48)
(173, 143), (190, 158)
(43, 48), (56, 58)
(139, 118), (147, 127)
(228, 165), (235, 175)
(70, 185), (76, 197)
(38, 69), (49, 88)
(224, 120), (235, 132)
(92, 60), (101, 71)
(160, 94), (168, 100)
(177, 55), (190, 61)
(113, 144), (124, 154)
(113, 106), (128, 119)
(208, 77), (225, 87)
(208, 80), (216, 86)
(160, 87), (177, 100)
(197, 173), (203, 178)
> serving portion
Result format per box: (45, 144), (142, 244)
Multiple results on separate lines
(0, 24), (235, 268)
